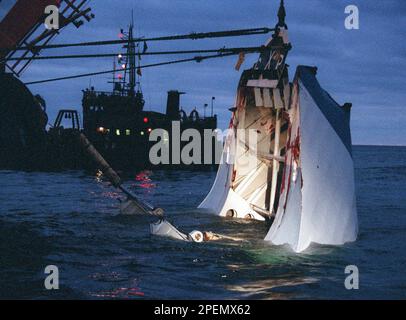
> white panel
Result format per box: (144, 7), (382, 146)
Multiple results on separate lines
(273, 88), (284, 109)
(283, 84), (291, 109)
(199, 106), (266, 222)
(150, 220), (188, 241)
(263, 89), (273, 108)
(297, 80), (357, 251)
(254, 88), (263, 107)
(235, 162), (268, 199)
(265, 79), (358, 252)
(247, 79), (279, 88)
(266, 169), (303, 250)
(218, 189), (265, 221)
(198, 129), (235, 212)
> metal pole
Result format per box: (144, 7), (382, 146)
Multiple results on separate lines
(77, 133), (164, 216)
(270, 109), (281, 212)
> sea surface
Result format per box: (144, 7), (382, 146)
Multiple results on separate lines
(0, 146), (405, 300)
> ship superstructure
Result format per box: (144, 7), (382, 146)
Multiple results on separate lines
(81, 24), (218, 168)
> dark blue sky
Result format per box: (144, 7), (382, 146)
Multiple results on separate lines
(10, 0), (406, 145)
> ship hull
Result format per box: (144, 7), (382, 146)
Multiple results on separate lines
(200, 66), (358, 252)
(0, 73), (49, 170)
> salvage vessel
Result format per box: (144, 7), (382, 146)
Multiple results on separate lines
(0, 1), (218, 170)
(80, 24), (217, 169)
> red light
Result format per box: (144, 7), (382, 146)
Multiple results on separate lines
(143, 117), (149, 123)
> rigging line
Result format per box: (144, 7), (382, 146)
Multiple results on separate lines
(3, 46), (273, 62)
(24, 52), (237, 85)
(5, 27), (275, 52)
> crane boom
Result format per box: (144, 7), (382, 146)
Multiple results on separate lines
(0, 0), (61, 58)
(0, 0), (94, 76)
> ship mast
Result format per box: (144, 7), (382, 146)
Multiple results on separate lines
(115, 15), (138, 97)
(277, 0), (287, 28)
(127, 23), (136, 97)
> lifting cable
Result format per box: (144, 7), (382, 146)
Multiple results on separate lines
(24, 52), (239, 85)
(5, 27), (275, 53)
(4, 46), (275, 62)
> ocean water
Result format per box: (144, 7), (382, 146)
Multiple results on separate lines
(0, 146), (405, 300)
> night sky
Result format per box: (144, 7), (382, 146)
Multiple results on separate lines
(2, 0), (406, 145)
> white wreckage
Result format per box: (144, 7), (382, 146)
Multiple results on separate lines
(199, 3), (358, 252)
